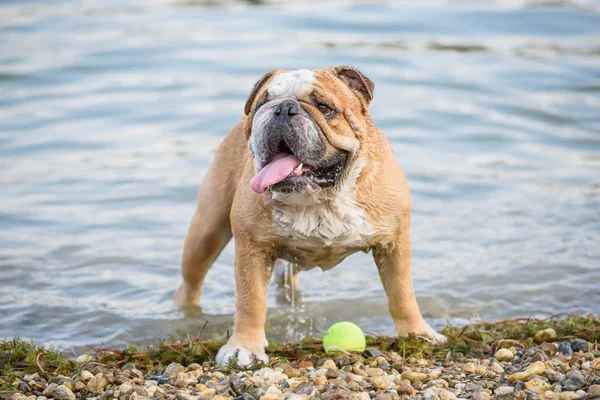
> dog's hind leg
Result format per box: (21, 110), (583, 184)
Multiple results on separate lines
(174, 117), (248, 306)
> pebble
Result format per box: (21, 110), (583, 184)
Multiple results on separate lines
(462, 363), (477, 374)
(562, 371), (585, 391)
(508, 361), (545, 383)
(371, 374), (391, 390)
(422, 387), (457, 400)
(540, 342), (558, 357)
(494, 348), (514, 362)
(588, 385), (600, 395)
(494, 386), (514, 395)
(524, 377), (551, 393)
(473, 392), (490, 400)
(558, 392), (580, 400)
(80, 370), (94, 381)
(260, 385), (283, 400)
(401, 371), (427, 383)
(363, 348), (383, 358)
(119, 383), (133, 395)
(534, 328), (557, 343)
(87, 373), (108, 394)
(570, 339), (588, 352)
(42, 383), (59, 397)
(322, 359), (337, 371)
(490, 362), (504, 374)
(397, 385), (413, 395)
(165, 363), (185, 380)
(557, 342), (573, 356)
(52, 385), (76, 400)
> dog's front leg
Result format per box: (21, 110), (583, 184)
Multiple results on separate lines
(373, 232), (446, 343)
(216, 239), (274, 367)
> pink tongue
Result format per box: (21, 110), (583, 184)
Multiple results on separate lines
(250, 153), (301, 193)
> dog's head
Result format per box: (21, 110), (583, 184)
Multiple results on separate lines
(243, 66), (375, 194)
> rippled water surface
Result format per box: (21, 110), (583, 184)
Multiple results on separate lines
(1, 0), (600, 353)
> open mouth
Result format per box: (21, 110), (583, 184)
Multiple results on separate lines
(250, 144), (347, 194)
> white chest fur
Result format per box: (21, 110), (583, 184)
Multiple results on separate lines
(271, 188), (373, 270)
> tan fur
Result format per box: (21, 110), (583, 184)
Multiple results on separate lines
(175, 67), (445, 366)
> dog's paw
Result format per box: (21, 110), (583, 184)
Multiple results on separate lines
(395, 319), (447, 344)
(427, 330), (448, 344)
(216, 335), (269, 367)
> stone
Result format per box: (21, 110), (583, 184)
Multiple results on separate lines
(558, 393), (580, 400)
(322, 359), (337, 371)
(400, 370), (427, 383)
(362, 348), (382, 358)
(23, 373), (40, 382)
(397, 386), (413, 395)
(87, 373), (108, 394)
(532, 350), (548, 363)
(366, 368), (384, 377)
(508, 361), (545, 383)
(570, 339), (588, 352)
(322, 389), (349, 400)
(76, 387), (88, 399)
(52, 385), (76, 400)
(473, 392), (490, 400)
(465, 382), (483, 392)
(147, 375), (169, 384)
(588, 385), (600, 395)
(562, 371), (585, 391)
(11, 394), (26, 400)
(42, 383), (59, 397)
(541, 343), (558, 357)
(544, 369), (564, 384)
(260, 385), (283, 400)
(164, 363), (185, 380)
(422, 387), (456, 400)
(534, 329), (557, 343)
(119, 383), (132, 395)
(525, 378), (551, 393)
(80, 370), (94, 382)
(187, 363), (202, 372)
(298, 361), (314, 369)
(490, 362), (504, 374)
(370, 374), (390, 390)
(494, 348), (514, 362)
(463, 363), (477, 374)
(558, 342), (573, 356)
(494, 386), (514, 395)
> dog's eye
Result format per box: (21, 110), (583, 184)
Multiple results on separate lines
(317, 103), (333, 116)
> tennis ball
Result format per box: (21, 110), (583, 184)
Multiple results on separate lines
(323, 322), (366, 353)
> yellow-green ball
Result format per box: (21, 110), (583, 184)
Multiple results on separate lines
(323, 322), (366, 353)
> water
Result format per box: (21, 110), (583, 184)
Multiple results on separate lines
(1, 0), (599, 355)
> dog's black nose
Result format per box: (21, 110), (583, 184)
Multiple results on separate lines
(274, 99), (300, 117)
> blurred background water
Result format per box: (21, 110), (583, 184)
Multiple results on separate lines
(1, 0), (599, 355)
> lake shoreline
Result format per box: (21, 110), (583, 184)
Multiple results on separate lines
(2, 315), (599, 399)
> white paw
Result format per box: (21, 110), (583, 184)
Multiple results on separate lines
(396, 320), (448, 344)
(429, 330), (448, 344)
(216, 335), (269, 367)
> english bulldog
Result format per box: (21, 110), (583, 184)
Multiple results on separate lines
(174, 66), (446, 367)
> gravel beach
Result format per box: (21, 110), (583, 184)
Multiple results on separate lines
(2, 316), (599, 400)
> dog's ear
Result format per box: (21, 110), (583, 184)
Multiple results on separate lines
(333, 66), (375, 105)
(244, 70), (279, 115)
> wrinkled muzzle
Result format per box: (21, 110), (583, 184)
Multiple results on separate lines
(249, 98), (347, 194)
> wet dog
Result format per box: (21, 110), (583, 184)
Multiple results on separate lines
(174, 66), (446, 366)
